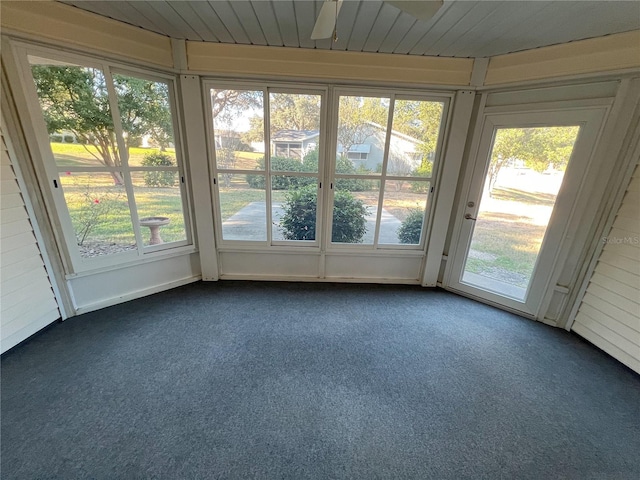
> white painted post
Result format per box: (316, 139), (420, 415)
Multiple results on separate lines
(421, 90), (476, 287)
(179, 74), (220, 280)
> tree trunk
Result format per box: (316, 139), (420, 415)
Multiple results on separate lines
(110, 171), (125, 186)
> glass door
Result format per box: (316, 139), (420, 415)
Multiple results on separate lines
(447, 109), (606, 315)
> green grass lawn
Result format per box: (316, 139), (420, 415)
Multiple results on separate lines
(61, 172), (186, 246)
(465, 216), (544, 284)
(464, 187), (551, 286)
(51, 142), (176, 167)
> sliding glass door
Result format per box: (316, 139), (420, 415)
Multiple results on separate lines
(208, 85), (325, 246)
(205, 82), (450, 281)
(329, 93), (445, 249)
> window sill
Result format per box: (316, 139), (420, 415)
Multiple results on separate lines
(65, 244), (197, 279)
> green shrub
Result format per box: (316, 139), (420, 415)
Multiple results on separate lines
(398, 208), (424, 244)
(246, 156), (307, 189)
(302, 148), (319, 172)
(141, 152), (176, 187)
(247, 150), (374, 193)
(246, 169), (265, 189)
(410, 159), (433, 193)
(279, 185), (368, 243)
(279, 186), (318, 241)
(331, 189), (368, 243)
(335, 155), (373, 192)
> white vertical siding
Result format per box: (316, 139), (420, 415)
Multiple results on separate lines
(1, 133), (60, 353)
(573, 164), (640, 373)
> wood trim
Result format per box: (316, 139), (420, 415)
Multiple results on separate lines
(187, 42), (473, 86)
(1, 1), (173, 68)
(485, 31), (640, 86)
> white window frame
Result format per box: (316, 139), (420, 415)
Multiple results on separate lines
(13, 43), (195, 274)
(204, 80), (329, 249)
(327, 88), (451, 252)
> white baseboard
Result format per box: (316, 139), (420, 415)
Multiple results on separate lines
(73, 275), (201, 316)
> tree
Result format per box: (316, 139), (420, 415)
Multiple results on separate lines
(32, 66), (174, 185)
(242, 93), (321, 146)
(210, 89), (262, 121)
(242, 115), (265, 144)
(113, 74), (173, 152)
(487, 126), (579, 194)
(269, 93), (320, 132)
(210, 89), (263, 146)
(391, 100), (444, 161)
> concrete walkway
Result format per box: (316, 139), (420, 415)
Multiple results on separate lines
(222, 202), (403, 244)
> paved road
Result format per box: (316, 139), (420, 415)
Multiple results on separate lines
(222, 202), (403, 244)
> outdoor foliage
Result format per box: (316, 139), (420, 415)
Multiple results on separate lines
(141, 152), (176, 187)
(68, 182), (126, 246)
(337, 96), (388, 155)
(331, 190), (369, 243)
(279, 186), (318, 241)
(303, 148), (373, 191)
(246, 156), (310, 189)
(392, 100), (444, 162)
(243, 93), (321, 143)
(398, 209), (425, 244)
(279, 185), (368, 243)
(246, 150), (373, 191)
(410, 159), (433, 193)
(31, 65), (173, 185)
(487, 126), (579, 194)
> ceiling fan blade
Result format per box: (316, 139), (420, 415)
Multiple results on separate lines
(386, 0), (444, 22)
(311, 0), (344, 40)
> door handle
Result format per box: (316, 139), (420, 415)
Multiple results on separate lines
(464, 213), (476, 221)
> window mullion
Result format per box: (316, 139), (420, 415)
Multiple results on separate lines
(264, 87), (273, 244)
(104, 66), (145, 254)
(373, 94), (396, 248)
(167, 78), (193, 246)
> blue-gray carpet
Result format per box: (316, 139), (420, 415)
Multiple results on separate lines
(2, 281), (639, 479)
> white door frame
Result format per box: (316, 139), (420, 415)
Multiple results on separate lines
(445, 106), (608, 317)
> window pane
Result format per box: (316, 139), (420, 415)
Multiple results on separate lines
(271, 176), (318, 242)
(379, 180), (429, 245)
(269, 93), (321, 172)
(59, 172), (136, 257)
(112, 74), (177, 168)
(29, 57), (120, 170)
(387, 99), (444, 177)
(336, 96), (390, 175)
(219, 174), (267, 241)
(211, 89), (264, 171)
(129, 172), (186, 247)
(331, 181), (379, 245)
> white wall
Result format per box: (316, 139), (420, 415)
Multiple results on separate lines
(1, 130), (60, 353)
(572, 163), (640, 373)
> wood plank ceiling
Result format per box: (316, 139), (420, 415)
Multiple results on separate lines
(60, 0), (640, 58)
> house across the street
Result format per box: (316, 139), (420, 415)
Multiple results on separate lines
(273, 123), (425, 172)
(271, 129), (319, 159)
